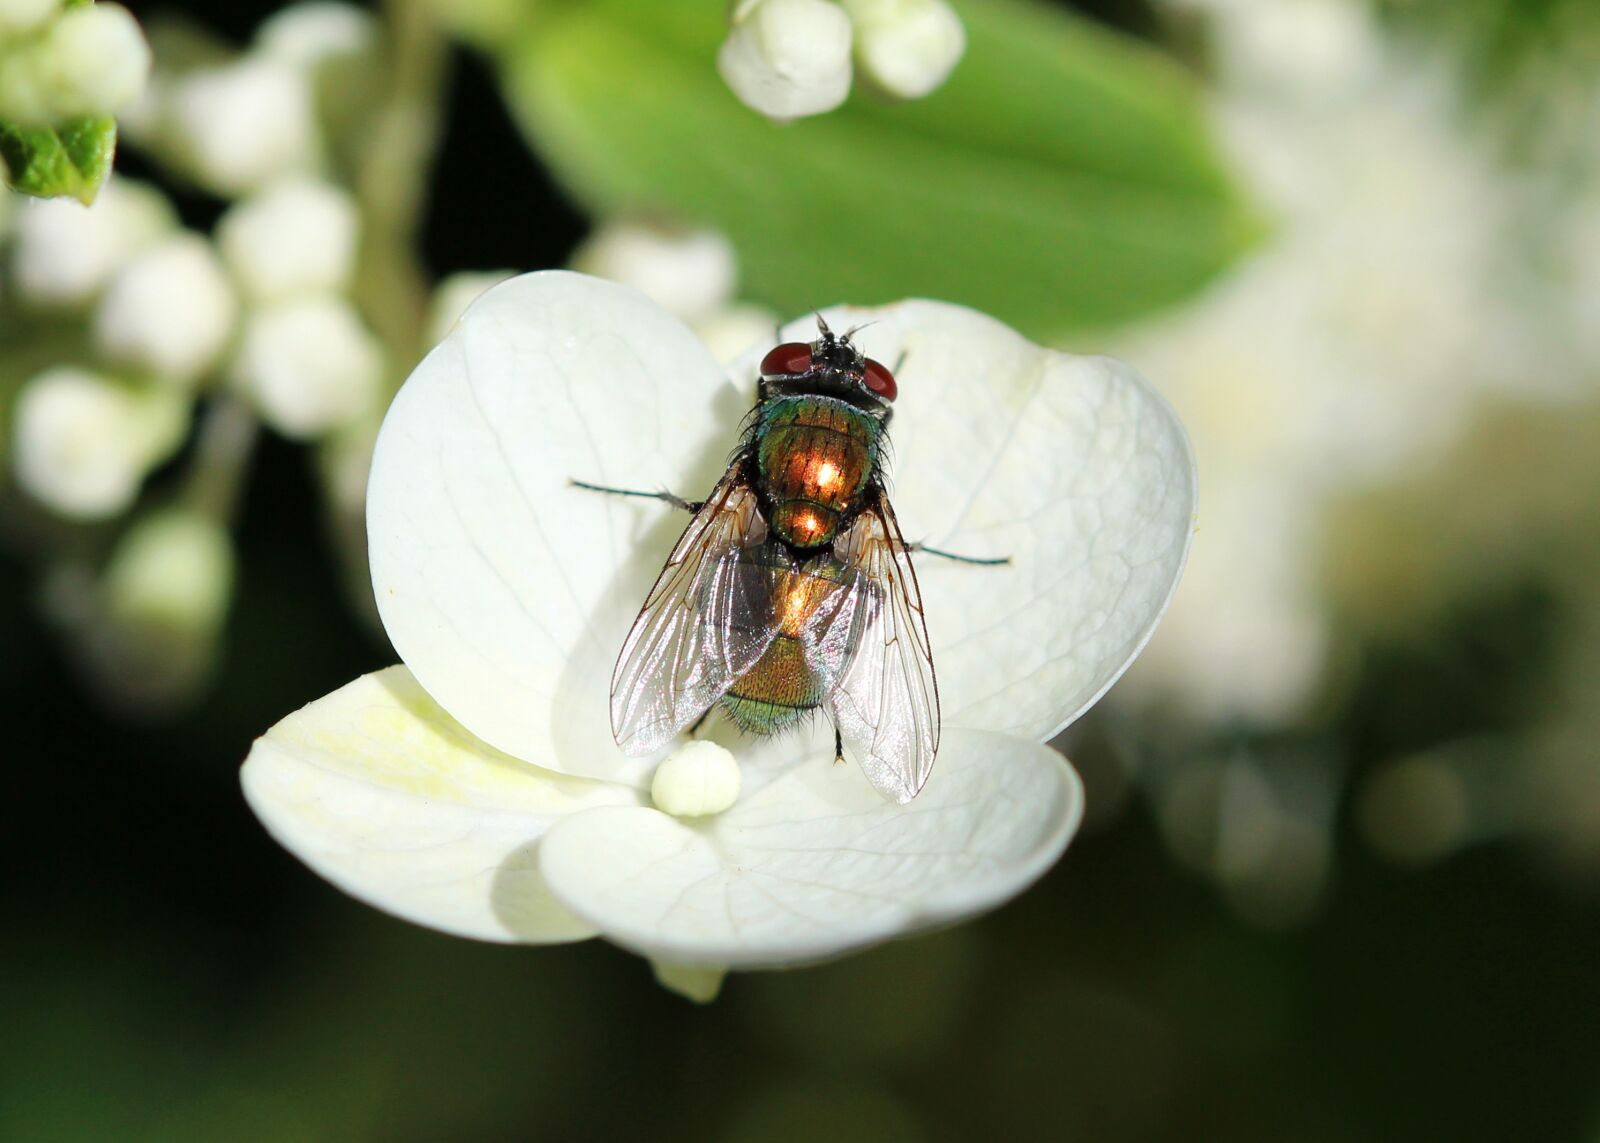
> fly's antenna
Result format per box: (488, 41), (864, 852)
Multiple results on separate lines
(841, 320), (878, 342)
(814, 312), (832, 339)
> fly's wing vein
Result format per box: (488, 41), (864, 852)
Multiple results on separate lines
(807, 492), (940, 802)
(610, 473), (782, 754)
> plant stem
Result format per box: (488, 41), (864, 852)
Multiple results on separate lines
(354, 0), (451, 389)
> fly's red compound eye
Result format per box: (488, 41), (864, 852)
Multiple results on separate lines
(760, 342), (813, 377)
(863, 358), (897, 402)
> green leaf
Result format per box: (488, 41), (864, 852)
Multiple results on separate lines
(0, 115), (117, 204)
(498, 0), (1260, 337)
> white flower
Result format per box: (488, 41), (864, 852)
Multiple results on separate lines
(570, 220), (737, 322)
(232, 295), (383, 439)
(839, 0), (965, 100)
(12, 366), (185, 520)
(31, 2), (150, 119)
(242, 271), (1194, 991)
(256, 1), (377, 70)
(93, 233), (237, 386)
(102, 508), (234, 638)
(0, 0), (58, 39)
(170, 57), (318, 195)
(1189, 0), (1378, 103)
(11, 176), (173, 307)
(1110, 16), (1539, 725)
(215, 177), (359, 304)
(719, 0), (854, 121)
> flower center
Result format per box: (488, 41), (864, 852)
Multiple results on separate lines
(651, 740), (742, 818)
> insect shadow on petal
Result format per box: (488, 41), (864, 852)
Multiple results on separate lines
(573, 317), (1007, 804)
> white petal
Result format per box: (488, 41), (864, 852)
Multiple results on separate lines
(730, 301), (1196, 743)
(367, 271), (745, 785)
(240, 665), (639, 943)
(538, 729), (1081, 968)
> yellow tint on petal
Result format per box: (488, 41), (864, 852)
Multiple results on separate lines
(242, 666), (640, 944)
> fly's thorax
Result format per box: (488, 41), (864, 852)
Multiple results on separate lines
(753, 395), (881, 549)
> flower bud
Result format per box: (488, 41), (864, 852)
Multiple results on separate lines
(840, 0), (965, 100)
(233, 296), (383, 439)
(103, 508), (234, 639)
(426, 269), (515, 347)
(570, 221), (736, 322)
(12, 367), (186, 520)
(33, 2), (150, 118)
(12, 176), (173, 307)
(693, 303), (782, 365)
(256, 1), (377, 69)
(170, 57), (317, 194)
(650, 740), (742, 818)
(216, 176), (358, 304)
(718, 0), (853, 121)
(94, 233), (237, 386)
(0, 0), (57, 39)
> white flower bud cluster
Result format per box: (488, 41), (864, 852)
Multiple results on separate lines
(570, 221), (736, 323)
(0, 1), (149, 126)
(121, 1), (375, 197)
(569, 217), (779, 365)
(102, 508), (234, 639)
(11, 176), (173, 306)
(5, 175), (235, 521)
(216, 175), (383, 440)
(93, 232), (237, 386)
(12, 366), (185, 519)
(718, 0), (964, 121)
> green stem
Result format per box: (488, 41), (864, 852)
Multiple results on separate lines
(182, 394), (258, 525)
(353, 0), (452, 389)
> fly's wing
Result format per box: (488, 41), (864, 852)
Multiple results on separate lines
(807, 491), (940, 803)
(611, 472), (784, 754)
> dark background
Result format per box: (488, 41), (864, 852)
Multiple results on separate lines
(4, 2), (1597, 1140)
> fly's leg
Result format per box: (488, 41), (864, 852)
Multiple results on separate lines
(569, 479), (702, 514)
(686, 708), (711, 738)
(833, 725), (845, 766)
(911, 542), (1011, 567)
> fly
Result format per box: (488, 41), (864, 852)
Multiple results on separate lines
(575, 318), (1004, 804)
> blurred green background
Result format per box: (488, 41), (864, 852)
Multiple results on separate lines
(3, 0), (1599, 1139)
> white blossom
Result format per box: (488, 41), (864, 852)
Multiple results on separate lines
(32, 2), (149, 118)
(242, 271), (1194, 988)
(256, 1), (377, 70)
(169, 57), (318, 195)
(93, 233), (237, 386)
(102, 508), (234, 638)
(11, 176), (173, 307)
(1111, 9), (1538, 724)
(839, 0), (965, 100)
(0, 0), (58, 39)
(232, 295), (382, 439)
(12, 367), (185, 520)
(719, 0), (854, 121)
(0, 2), (148, 124)
(215, 177), (359, 305)
(570, 220), (737, 322)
